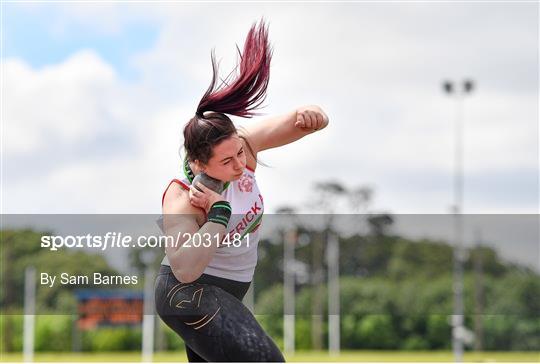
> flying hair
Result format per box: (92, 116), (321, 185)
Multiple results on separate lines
(196, 20), (272, 118)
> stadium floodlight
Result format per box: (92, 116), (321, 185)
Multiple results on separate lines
(442, 79), (475, 363)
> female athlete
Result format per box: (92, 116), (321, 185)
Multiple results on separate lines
(155, 20), (329, 362)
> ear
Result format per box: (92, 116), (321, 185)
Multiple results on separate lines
(193, 159), (206, 173)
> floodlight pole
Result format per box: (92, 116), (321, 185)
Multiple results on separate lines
(442, 79), (475, 363)
(284, 228), (297, 354)
(23, 266), (36, 363)
(327, 231), (340, 355)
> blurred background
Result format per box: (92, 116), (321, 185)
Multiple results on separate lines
(1, 1), (538, 362)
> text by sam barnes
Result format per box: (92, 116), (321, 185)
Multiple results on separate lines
(41, 273), (138, 288)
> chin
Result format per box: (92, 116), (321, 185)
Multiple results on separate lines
(230, 173), (243, 181)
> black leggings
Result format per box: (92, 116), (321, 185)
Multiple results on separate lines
(155, 265), (285, 362)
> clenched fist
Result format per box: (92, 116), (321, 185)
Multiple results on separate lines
(295, 105), (329, 131)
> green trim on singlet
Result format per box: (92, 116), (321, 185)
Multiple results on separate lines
(183, 159), (231, 191)
(183, 158), (195, 183)
(239, 214), (263, 240)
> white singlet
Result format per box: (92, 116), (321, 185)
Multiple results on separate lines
(160, 162), (264, 282)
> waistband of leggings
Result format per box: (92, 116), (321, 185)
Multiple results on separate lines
(159, 264), (173, 275)
(158, 265), (251, 300)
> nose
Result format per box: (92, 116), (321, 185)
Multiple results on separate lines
(233, 158), (243, 171)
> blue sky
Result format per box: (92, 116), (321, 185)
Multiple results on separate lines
(3, 3), (158, 80)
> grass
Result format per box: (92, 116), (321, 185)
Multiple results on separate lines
(0, 351), (539, 362)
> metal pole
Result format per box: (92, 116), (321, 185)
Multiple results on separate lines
(452, 90), (465, 363)
(23, 266), (36, 363)
(142, 264), (155, 362)
(283, 229), (296, 354)
(327, 231), (340, 355)
(473, 229), (484, 352)
(444, 80), (474, 362)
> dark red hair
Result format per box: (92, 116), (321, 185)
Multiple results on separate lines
(183, 20), (272, 165)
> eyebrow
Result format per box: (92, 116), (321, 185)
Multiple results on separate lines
(219, 146), (244, 163)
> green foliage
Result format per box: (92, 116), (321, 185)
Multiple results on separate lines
(0, 315), (145, 353)
(83, 327), (142, 351)
(256, 285), (285, 346)
(401, 335), (430, 350)
(465, 246), (508, 277)
(0, 314), (23, 352)
(387, 239), (453, 279)
(1, 229), (45, 307)
(485, 271), (540, 317)
(256, 284), (284, 316)
(159, 322), (185, 351)
(426, 315), (451, 349)
(339, 277), (394, 317)
(30, 251), (118, 310)
(253, 238), (284, 300)
(34, 315), (72, 351)
(252, 271), (540, 351)
(2, 227), (539, 352)
(1, 229), (141, 353)
(357, 315), (398, 349)
(481, 315), (540, 350)
(1, 229), (122, 311)
(295, 316), (312, 350)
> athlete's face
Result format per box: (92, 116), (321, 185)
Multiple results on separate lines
(203, 134), (247, 182)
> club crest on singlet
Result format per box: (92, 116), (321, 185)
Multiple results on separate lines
(238, 173), (254, 193)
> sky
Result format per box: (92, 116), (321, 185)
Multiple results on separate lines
(1, 2), (538, 267)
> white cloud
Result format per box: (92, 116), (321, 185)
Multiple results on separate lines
(4, 50), (116, 154)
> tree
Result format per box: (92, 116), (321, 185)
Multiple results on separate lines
(1, 229), (123, 351)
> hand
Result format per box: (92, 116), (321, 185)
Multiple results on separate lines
(189, 182), (225, 212)
(295, 106), (329, 131)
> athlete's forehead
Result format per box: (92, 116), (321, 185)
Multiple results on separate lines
(211, 135), (242, 162)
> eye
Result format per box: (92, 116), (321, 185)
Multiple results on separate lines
(223, 160), (231, 165)
(238, 149), (244, 156)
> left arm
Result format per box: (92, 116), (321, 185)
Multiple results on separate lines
(241, 105), (329, 154)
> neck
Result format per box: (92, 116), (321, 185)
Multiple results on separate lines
(185, 159), (224, 183)
(188, 161), (203, 175)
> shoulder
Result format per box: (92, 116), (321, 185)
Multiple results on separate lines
(238, 131), (257, 172)
(162, 181), (205, 224)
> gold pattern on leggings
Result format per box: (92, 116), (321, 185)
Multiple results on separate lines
(176, 288), (204, 309)
(167, 285), (222, 330)
(167, 284), (193, 307)
(185, 306), (222, 330)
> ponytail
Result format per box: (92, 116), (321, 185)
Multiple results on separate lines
(196, 20), (272, 118)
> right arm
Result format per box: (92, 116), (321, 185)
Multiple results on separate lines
(162, 183), (228, 283)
